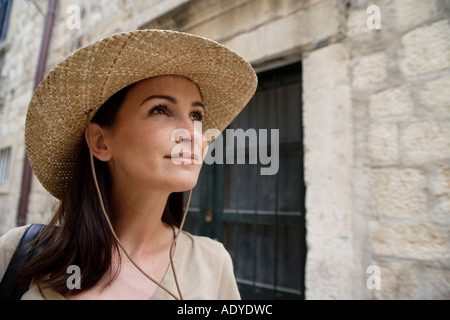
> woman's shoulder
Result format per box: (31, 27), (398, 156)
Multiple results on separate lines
(0, 225), (31, 279)
(0, 224), (31, 252)
(178, 230), (230, 261)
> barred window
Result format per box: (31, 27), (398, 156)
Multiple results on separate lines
(184, 62), (305, 300)
(0, 0), (13, 44)
(0, 146), (11, 185)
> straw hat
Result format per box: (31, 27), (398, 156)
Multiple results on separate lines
(25, 29), (257, 200)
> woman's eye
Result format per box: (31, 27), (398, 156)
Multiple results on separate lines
(149, 105), (168, 115)
(191, 112), (204, 122)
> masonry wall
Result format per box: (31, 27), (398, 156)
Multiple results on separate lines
(0, 1), (45, 233)
(347, 0), (450, 299)
(0, 0), (448, 299)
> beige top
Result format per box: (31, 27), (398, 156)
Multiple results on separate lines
(0, 225), (241, 300)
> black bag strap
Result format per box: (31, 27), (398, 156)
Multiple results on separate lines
(0, 224), (46, 300)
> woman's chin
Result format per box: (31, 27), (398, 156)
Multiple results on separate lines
(165, 176), (200, 193)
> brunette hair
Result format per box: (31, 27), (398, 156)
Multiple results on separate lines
(18, 84), (185, 295)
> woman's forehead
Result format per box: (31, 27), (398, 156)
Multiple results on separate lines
(130, 75), (202, 98)
(116, 75), (205, 117)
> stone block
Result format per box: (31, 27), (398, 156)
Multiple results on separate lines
(370, 221), (449, 260)
(436, 167), (450, 213)
(402, 121), (450, 164)
(422, 75), (450, 113)
(393, 0), (436, 30)
(427, 268), (450, 299)
(436, 167), (450, 195)
(368, 123), (399, 164)
(347, 10), (371, 38)
(374, 261), (420, 300)
(353, 52), (388, 88)
(223, 0), (341, 64)
(369, 86), (414, 117)
(369, 168), (426, 218)
(186, 0), (312, 42)
(303, 43), (354, 300)
(401, 20), (450, 76)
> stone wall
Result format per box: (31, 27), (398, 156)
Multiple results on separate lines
(347, 0), (450, 299)
(0, 0), (448, 299)
(0, 0), (45, 233)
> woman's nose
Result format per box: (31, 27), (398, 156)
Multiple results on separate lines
(171, 117), (205, 164)
(172, 116), (203, 145)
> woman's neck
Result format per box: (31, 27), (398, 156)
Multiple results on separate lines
(110, 186), (173, 256)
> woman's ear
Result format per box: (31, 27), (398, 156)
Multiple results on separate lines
(84, 122), (112, 162)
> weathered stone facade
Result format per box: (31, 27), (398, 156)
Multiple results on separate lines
(0, 0), (448, 299)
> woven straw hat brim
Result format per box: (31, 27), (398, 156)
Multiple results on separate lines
(25, 29), (257, 200)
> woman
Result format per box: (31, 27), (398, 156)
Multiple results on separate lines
(0, 29), (257, 299)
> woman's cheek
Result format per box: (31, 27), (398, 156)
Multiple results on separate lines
(202, 140), (209, 162)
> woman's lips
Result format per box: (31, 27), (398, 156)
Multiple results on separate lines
(165, 152), (201, 163)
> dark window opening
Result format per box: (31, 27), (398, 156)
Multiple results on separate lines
(184, 62), (306, 300)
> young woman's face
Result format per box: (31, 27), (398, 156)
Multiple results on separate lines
(101, 75), (208, 193)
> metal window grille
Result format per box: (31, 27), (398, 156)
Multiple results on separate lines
(0, 0), (13, 43)
(184, 62), (305, 300)
(0, 146), (11, 185)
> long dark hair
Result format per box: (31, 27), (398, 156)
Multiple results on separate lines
(18, 84), (185, 295)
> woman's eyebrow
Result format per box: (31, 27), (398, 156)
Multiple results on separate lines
(140, 95), (204, 109)
(192, 101), (205, 109)
(140, 95), (177, 106)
